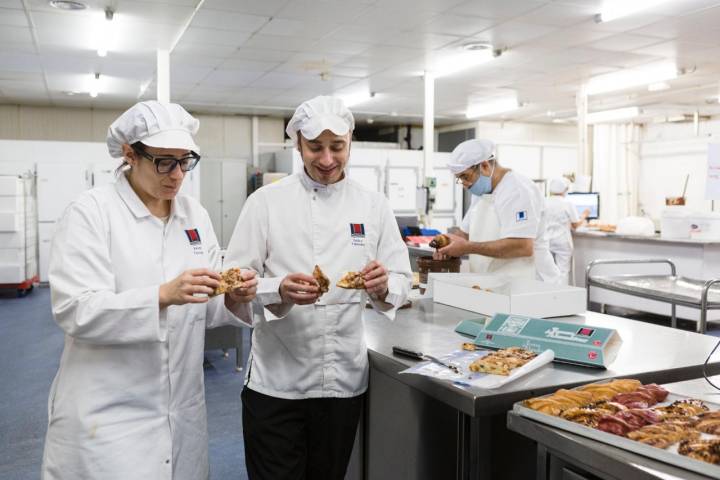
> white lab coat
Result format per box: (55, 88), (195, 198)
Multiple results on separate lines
(224, 170), (412, 399)
(42, 173), (251, 480)
(544, 195), (580, 284)
(466, 172), (561, 283)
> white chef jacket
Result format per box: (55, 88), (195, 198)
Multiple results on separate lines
(470, 171), (560, 283)
(42, 173), (251, 480)
(544, 195), (580, 250)
(224, 170), (412, 400)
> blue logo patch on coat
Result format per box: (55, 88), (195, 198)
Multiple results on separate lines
(516, 211), (528, 222)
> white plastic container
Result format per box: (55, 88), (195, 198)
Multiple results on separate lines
(689, 212), (720, 240)
(660, 207), (693, 239)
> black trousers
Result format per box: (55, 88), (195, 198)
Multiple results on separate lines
(241, 387), (364, 480)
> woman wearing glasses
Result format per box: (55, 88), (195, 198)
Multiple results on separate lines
(42, 101), (256, 480)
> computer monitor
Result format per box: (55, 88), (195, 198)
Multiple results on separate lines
(566, 192), (600, 220)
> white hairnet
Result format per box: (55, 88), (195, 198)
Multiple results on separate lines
(286, 95), (355, 144)
(549, 177), (570, 194)
(446, 139), (496, 174)
(106, 101), (199, 158)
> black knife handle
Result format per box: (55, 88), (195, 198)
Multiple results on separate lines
(392, 346), (424, 360)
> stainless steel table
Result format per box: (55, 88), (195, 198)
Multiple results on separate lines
(507, 376), (720, 480)
(362, 299), (720, 480)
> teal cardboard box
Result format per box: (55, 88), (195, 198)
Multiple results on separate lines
(456, 313), (622, 368)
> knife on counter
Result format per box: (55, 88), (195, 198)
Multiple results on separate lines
(392, 346), (461, 374)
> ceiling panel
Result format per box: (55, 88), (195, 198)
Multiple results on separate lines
(180, 27), (252, 48)
(471, 21), (558, 47)
(586, 33), (665, 52)
(422, 14), (496, 37)
(201, 0), (289, 16)
(190, 9), (269, 32)
(450, 0), (547, 19)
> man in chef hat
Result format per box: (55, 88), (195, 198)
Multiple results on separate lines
(224, 96), (412, 479)
(435, 138), (561, 283)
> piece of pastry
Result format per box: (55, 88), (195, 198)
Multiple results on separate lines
(336, 271), (365, 289)
(211, 267), (244, 296)
(628, 423), (700, 449)
(313, 265), (330, 294)
(678, 439), (720, 465)
(468, 347), (537, 376)
(429, 234), (450, 249)
(462, 342), (477, 351)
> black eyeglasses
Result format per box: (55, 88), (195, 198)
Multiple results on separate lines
(133, 147), (201, 174)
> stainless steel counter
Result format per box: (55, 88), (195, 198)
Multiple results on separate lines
(507, 376), (720, 480)
(361, 299), (720, 480)
(573, 230), (720, 245)
(364, 299), (720, 416)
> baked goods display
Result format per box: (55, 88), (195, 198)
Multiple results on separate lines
(468, 347), (537, 376)
(336, 271), (365, 289)
(521, 380), (720, 468)
(429, 234), (450, 249)
(211, 267), (244, 296)
(313, 265), (330, 294)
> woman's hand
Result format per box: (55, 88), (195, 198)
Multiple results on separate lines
(226, 270), (258, 304)
(159, 268), (221, 309)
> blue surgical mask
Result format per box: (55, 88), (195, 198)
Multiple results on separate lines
(468, 162), (495, 196)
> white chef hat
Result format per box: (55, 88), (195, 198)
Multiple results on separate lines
(106, 101), (200, 158)
(446, 139), (496, 174)
(286, 95), (355, 144)
(549, 177), (570, 194)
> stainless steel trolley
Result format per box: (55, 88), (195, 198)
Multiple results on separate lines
(585, 258), (720, 334)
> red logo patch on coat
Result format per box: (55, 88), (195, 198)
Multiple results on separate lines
(185, 229), (201, 245)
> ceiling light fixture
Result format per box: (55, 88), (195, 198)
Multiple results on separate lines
(586, 106), (641, 123)
(648, 82), (671, 92)
(97, 7), (115, 57)
(49, 0), (87, 10)
(89, 73), (100, 98)
(338, 91), (375, 107)
(595, 0), (674, 23)
(433, 47), (499, 78)
(587, 63), (678, 95)
(466, 97), (520, 119)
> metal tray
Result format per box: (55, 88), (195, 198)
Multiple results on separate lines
(514, 389), (720, 478)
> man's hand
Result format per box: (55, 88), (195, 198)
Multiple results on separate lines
(362, 260), (389, 300)
(226, 270), (258, 304)
(159, 268), (221, 309)
(279, 273), (320, 305)
(434, 233), (469, 259)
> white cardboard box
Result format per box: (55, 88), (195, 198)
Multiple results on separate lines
(430, 273), (587, 318)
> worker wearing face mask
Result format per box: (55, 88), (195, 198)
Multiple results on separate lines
(545, 177), (588, 284)
(434, 139), (561, 283)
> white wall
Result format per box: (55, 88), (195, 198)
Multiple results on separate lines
(0, 104), (284, 158)
(637, 118), (720, 220)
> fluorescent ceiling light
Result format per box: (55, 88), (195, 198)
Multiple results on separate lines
(433, 49), (495, 78)
(587, 63), (677, 95)
(338, 91), (374, 107)
(96, 8), (115, 57)
(49, 0), (87, 10)
(586, 106), (641, 123)
(648, 82), (670, 92)
(596, 0), (674, 23)
(89, 73), (100, 98)
(466, 97), (519, 119)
